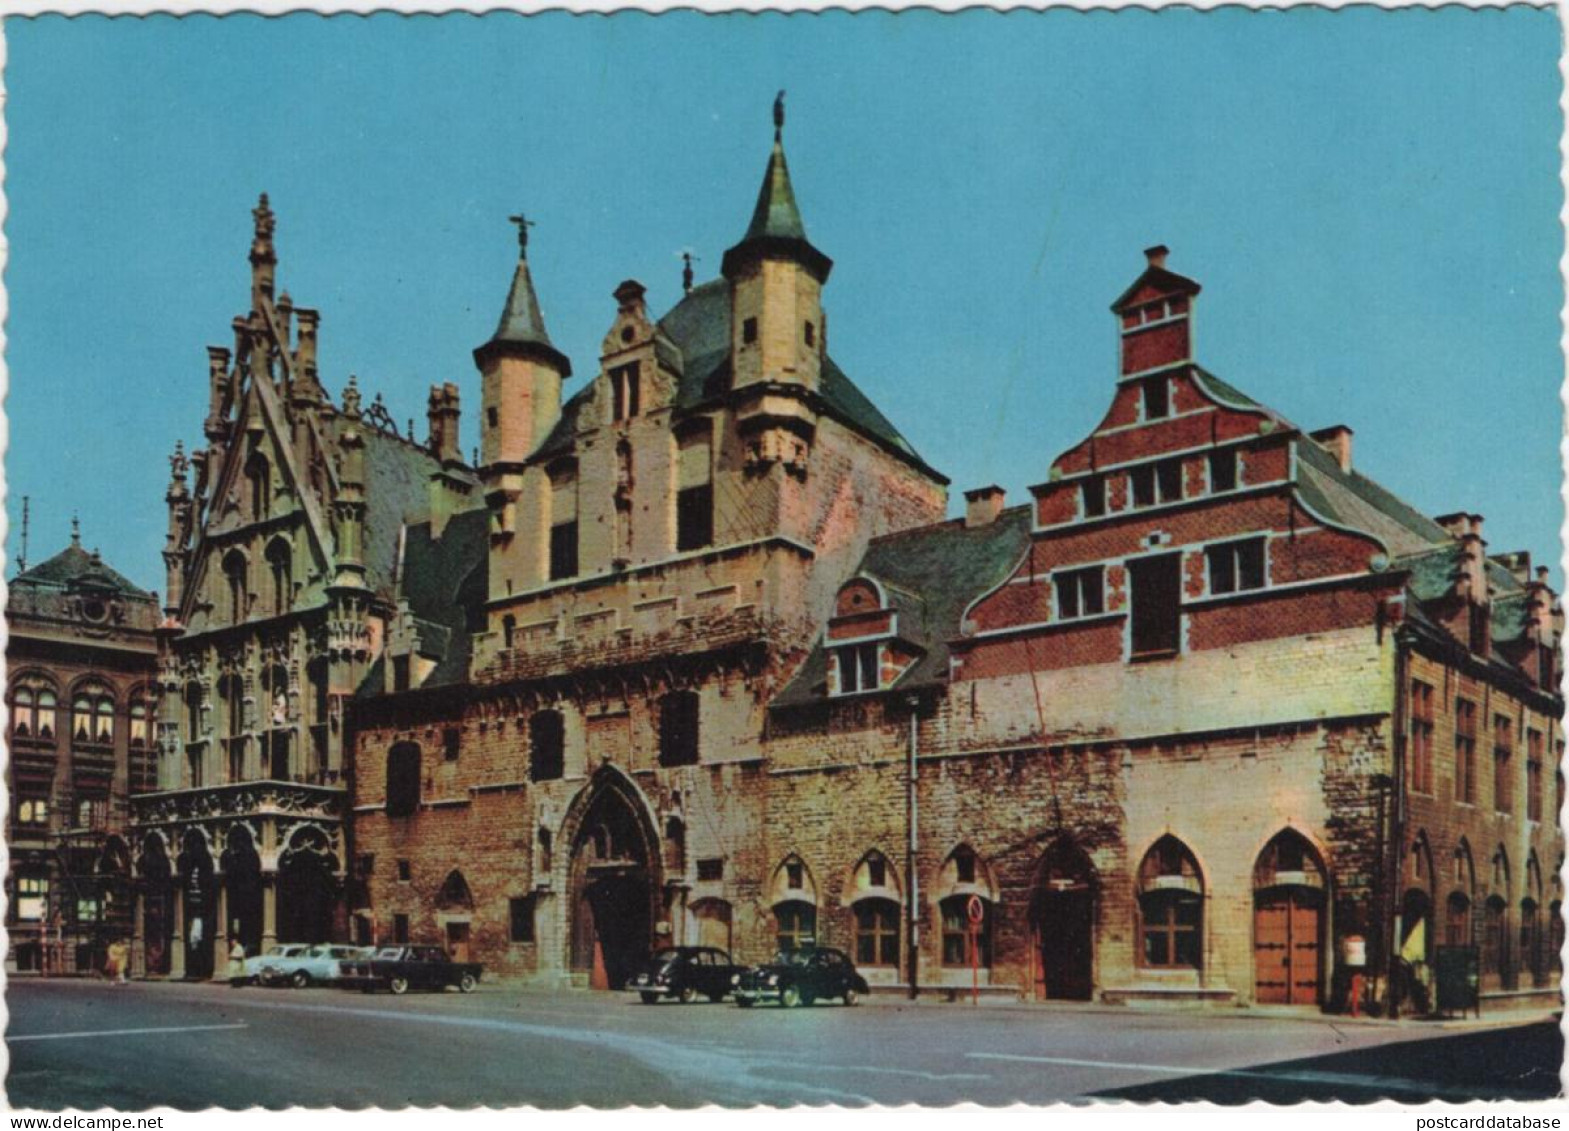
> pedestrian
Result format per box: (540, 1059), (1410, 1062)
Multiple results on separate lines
(228, 933), (248, 988)
(105, 938), (129, 985)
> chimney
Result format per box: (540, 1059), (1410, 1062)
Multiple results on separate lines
(1310, 425), (1354, 473)
(1435, 512), (1473, 539)
(1144, 244), (1169, 269)
(964, 485), (1006, 528)
(1112, 245), (1200, 379)
(427, 383), (463, 465)
(614, 279), (648, 317)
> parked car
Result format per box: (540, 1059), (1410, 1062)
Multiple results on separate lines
(340, 945), (482, 995)
(627, 947), (744, 1004)
(271, 943), (372, 988)
(242, 943), (311, 986)
(734, 946), (870, 1008)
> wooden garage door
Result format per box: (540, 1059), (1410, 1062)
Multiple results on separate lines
(1255, 889), (1321, 1005)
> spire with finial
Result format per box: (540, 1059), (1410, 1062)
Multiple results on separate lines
(342, 374), (362, 418)
(71, 513), (81, 547)
(18, 496), (29, 574)
(250, 192), (278, 312)
(722, 93), (832, 283)
(473, 212), (572, 375)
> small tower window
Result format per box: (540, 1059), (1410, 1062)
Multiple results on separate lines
(487, 406), (499, 429)
(742, 317), (758, 345)
(1141, 377), (1170, 421)
(611, 362), (641, 422)
(804, 320), (816, 347)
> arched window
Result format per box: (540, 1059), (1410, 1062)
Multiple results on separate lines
(386, 742), (421, 817)
(502, 614), (517, 651)
(1138, 835), (1204, 970)
(10, 675), (57, 740)
(854, 898), (900, 968)
(223, 551), (248, 622)
(658, 690), (700, 767)
(775, 901), (816, 954)
(247, 453), (270, 519)
(437, 869), (474, 911)
(1521, 898), (1543, 986)
(128, 692), (150, 748)
(1482, 895), (1510, 984)
(1446, 892), (1472, 946)
(266, 538), (292, 616)
(1551, 901), (1564, 977)
(185, 681), (203, 742)
(72, 682), (114, 744)
(529, 710), (565, 782)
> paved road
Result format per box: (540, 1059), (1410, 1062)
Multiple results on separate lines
(5, 979), (1561, 1109)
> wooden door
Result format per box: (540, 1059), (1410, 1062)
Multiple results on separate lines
(1037, 888), (1094, 1001)
(1255, 889), (1321, 1005)
(445, 921), (471, 963)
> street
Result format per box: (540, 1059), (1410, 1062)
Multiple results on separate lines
(5, 979), (1561, 1109)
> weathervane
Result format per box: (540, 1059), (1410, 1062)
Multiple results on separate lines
(682, 251), (699, 294)
(773, 90), (785, 142)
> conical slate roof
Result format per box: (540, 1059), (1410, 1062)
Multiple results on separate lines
(473, 228), (572, 374)
(722, 126), (832, 283)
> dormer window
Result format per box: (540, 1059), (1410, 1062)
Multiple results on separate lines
(1141, 377), (1169, 421)
(611, 362), (641, 422)
(1208, 449), (1238, 493)
(836, 642), (881, 695)
(1056, 566), (1105, 620)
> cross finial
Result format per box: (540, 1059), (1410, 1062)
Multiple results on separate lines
(508, 213), (536, 254)
(773, 91), (786, 142)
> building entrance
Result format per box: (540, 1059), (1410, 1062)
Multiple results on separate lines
(567, 773), (659, 991)
(1030, 840), (1096, 1001)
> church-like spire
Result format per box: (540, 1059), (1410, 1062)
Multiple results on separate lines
(722, 93), (833, 283)
(474, 213), (572, 375)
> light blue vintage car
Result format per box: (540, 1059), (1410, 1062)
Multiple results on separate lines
(248, 943), (370, 987)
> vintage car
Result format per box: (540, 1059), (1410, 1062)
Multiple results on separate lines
(241, 943), (310, 986)
(627, 947), (744, 1004)
(339, 945), (482, 995)
(733, 946), (870, 1008)
(270, 944), (372, 988)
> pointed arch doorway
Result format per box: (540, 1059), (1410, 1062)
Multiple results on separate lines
(566, 771), (661, 991)
(1029, 839), (1096, 1001)
(1253, 830), (1328, 1006)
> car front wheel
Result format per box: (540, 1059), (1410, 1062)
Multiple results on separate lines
(458, 974), (477, 994)
(736, 998), (754, 1009)
(389, 976), (410, 996)
(843, 988), (859, 1007)
(780, 985), (801, 1009)
(290, 971), (311, 989)
(640, 992), (660, 1005)
(678, 986), (698, 1005)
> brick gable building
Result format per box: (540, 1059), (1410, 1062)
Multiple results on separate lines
(130, 106), (1562, 1012)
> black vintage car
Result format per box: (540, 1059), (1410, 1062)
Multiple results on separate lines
(340, 945), (482, 995)
(734, 946), (870, 1008)
(627, 946), (744, 1004)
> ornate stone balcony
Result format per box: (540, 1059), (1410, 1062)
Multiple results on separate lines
(129, 779), (344, 829)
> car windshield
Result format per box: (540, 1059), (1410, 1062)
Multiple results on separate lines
(649, 949), (681, 966)
(375, 948), (403, 959)
(773, 950), (812, 966)
(264, 946), (290, 957)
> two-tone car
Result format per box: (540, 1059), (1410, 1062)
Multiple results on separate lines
(627, 947), (744, 1004)
(733, 946), (870, 1008)
(339, 945), (483, 995)
(242, 943), (310, 986)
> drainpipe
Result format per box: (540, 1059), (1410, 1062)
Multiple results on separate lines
(1384, 628), (1410, 1018)
(906, 694), (921, 1001)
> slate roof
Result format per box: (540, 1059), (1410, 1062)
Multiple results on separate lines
(13, 540), (153, 600)
(359, 429), (466, 601)
(773, 506), (1033, 707)
(536, 278), (944, 482)
(359, 506), (489, 697)
(475, 250), (572, 374)
(1110, 262), (1203, 312)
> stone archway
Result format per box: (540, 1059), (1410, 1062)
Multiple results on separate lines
(222, 826), (264, 958)
(177, 829), (216, 981)
(564, 769), (662, 991)
(278, 827), (337, 944)
(137, 834), (174, 976)
(1029, 839), (1097, 1001)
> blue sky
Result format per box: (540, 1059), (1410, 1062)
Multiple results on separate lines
(5, 9), (1563, 593)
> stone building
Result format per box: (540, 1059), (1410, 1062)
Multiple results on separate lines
(6, 525), (159, 974)
(129, 194), (474, 978)
(133, 104), (1563, 1011)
